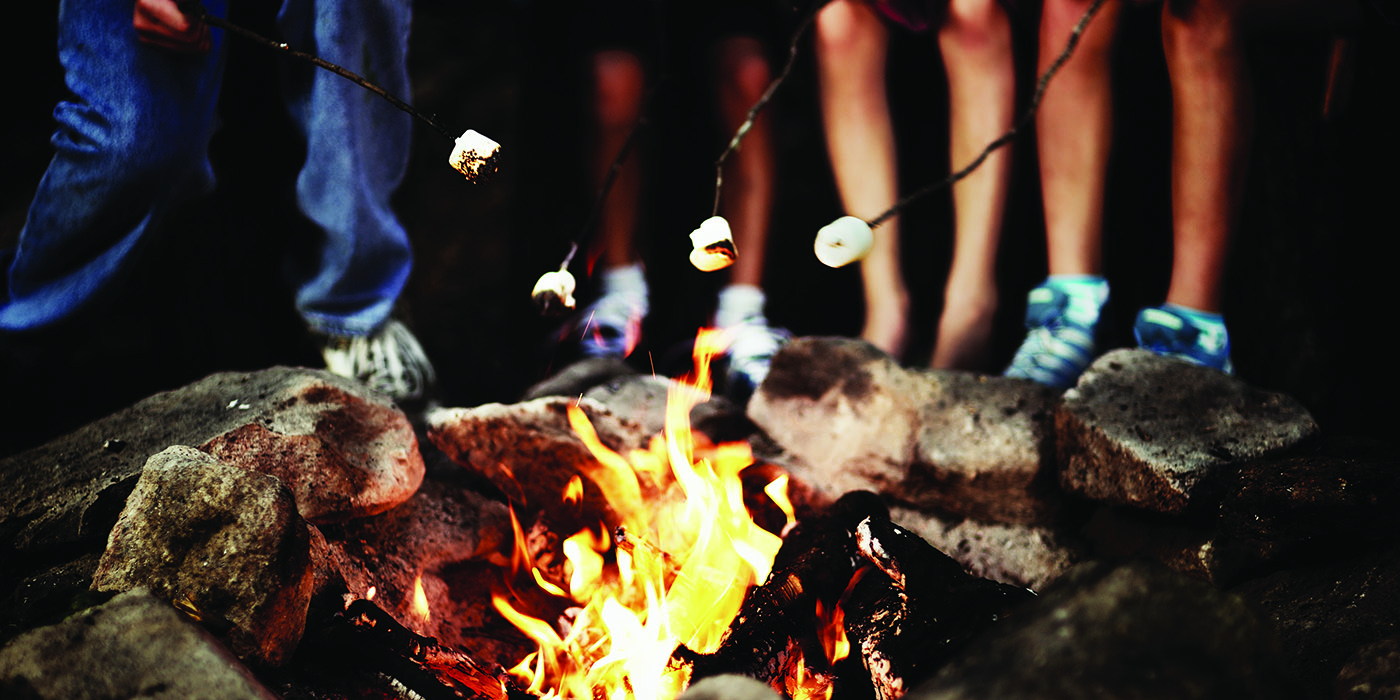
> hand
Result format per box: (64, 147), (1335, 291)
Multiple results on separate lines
(133, 0), (212, 54)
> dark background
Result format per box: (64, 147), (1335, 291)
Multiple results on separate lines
(2, 1), (1395, 457)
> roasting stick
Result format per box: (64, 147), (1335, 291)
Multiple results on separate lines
(173, 0), (500, 183)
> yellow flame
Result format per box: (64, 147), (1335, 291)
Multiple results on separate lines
(495, 328), (794, 699)
(412, 575), (430, 623)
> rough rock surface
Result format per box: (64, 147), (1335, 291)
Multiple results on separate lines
(522, 356), (638, 402)
(90, 446), (315, 668)
(199, 379), (424, 523)
(909, 560), (1291, 700)
(426, 397), (653, 522)
(317, 468), (515, 655)
(1336, 638), (1400, 700)
(1056, 349), (1318, 513)
(889, 506), (1083, 591)
(0, 588), (278, 699)
(1081, 506), (1281, 587)
(1231, 544), (1400, 700)
(749, 337), (1060, 524)
(0, 366), (422, 556)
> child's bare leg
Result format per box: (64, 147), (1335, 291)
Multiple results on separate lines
(930, 0), (1016, 370)
(592, 49), (647, 270)
(713, 36), (775, 291)
(1038, 0), (1121, 276)
(816, 0), (909, 358)
(1161, 0), (1250, 314)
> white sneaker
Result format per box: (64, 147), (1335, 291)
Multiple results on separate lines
(723, 314), (790, 397)
(576, 291), (647, 359)
(321, 319), (437, 402)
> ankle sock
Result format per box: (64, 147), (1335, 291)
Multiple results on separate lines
(1044, 275), (1109, 326)
(598, 263), (649, 314)
(715, 284), (767, 329)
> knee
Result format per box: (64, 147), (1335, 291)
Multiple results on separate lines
(51, 97), (198, 179)
(592, 50), (646, 130)
(939, 0), (1010, 48)
(1163, 0), (1241, 59)
(715, 39), (773, 107)
(815, 0), (884, 58)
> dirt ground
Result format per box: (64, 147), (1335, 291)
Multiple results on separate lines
(2, 2), (1395, 457)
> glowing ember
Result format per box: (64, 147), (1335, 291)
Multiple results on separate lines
(493, 328), (794, 699)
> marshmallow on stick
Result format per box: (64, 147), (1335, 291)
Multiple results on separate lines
(531, 269), (577, 316)
(814, 216), (875, 268)
(689, 216), (737, 272)
(448, 129), (501, 183)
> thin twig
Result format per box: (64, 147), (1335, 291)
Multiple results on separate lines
(177, 0), (456, 141)
(711, 3), (826, 217)
(867, 0), (1107, 227)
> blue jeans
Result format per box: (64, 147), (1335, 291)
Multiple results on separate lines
(0, 0), (414, 337)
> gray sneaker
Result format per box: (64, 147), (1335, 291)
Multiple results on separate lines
(321, 319), (437, 402)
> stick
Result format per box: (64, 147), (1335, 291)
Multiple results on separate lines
(710, 3), (827, 217)
(867, 0), (1108, 228)
(176, 0), (456, 141)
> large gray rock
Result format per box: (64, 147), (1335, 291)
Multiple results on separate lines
(90, 446), (315, 668)
(0, 588), (278, 700)
(1057, 349), (1318, 514)
(0, 366), (423, 556)
(910, 560), (1291, 700)
(890, 506), (1084, 591)
(749, 337), (1060, 524)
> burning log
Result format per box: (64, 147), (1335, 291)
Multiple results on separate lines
(844, 517), (1037, 700)
(313, 598), (535, 700)
(678, 491), (888, 684)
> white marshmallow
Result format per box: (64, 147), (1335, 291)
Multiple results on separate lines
(448, 129), (501, 183)
(688, 216), (737, 272)
(531, 269), (577, 315)
(814, 216), (874, 268)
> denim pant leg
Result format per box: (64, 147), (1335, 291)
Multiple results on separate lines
(0, 0), (227, 332)
(278, 0), (414, 337)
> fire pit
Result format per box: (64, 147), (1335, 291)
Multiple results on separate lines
(1, 334), (1397, 700)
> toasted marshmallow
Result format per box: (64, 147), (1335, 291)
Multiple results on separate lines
(814, 216), (874, 268)
(448, 129), (501, 183)
(688, 216), (737, 272)
(531, 269), (577, 316)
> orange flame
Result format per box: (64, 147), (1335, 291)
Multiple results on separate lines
(563, 474), (584, 507)
(493, 328), (793, 699)
(815, 598), (850, 666)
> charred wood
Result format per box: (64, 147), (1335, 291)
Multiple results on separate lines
(679, 491), (888, 684)
(845, 517), (1037, 700)
(308, 598), (535, 700)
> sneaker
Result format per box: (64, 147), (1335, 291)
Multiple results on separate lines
(1133, 304), (1234, 374)
(321, 319), (437, 402)
(1004, 280), (1106, 388)
(722, 313), (791, 399)
(574, 291), (646, 359)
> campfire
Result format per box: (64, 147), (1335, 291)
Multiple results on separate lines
(294, 329), (1034, 700)
(2, 330), (1363, 700)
